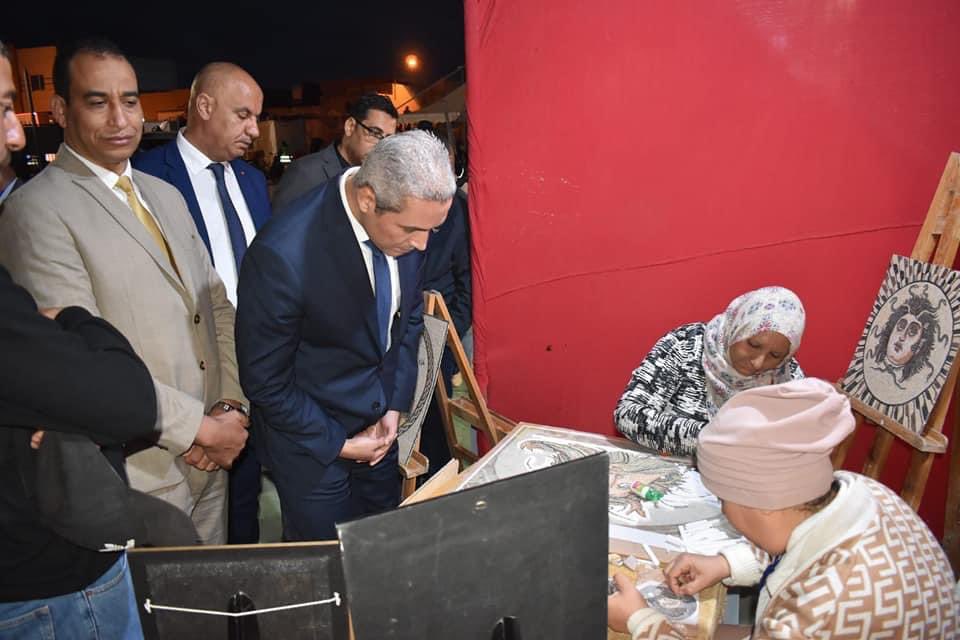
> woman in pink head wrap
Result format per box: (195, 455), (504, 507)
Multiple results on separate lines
(615, 286), (805, 457)
(609, 379), (959, 640)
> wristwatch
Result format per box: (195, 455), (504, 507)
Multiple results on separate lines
(213, 401), (249, 417)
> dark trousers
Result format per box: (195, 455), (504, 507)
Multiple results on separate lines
(227, 436), (262, 544)
(272, 441), (401, 541)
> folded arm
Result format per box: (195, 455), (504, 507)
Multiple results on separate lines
(0, 267), (156, 445)
(614, 330), (707, 456)
(0, 193), (205, 454)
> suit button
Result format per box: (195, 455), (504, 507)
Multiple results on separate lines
(194, 314), (201, 324)
(199, 360), (206, 370)
(371, 401), (381, 412)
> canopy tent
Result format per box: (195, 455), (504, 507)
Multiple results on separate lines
(399, 84), (465, 125)
(465, 0), (960, 538)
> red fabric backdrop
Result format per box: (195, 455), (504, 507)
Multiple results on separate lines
(464, 1), (960, 536)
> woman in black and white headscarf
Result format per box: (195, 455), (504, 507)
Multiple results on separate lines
(614, 286), (805, 457)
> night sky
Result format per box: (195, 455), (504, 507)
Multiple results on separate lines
(3, 2), (465, 90)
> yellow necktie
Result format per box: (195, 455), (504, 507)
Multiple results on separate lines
(115, 176), (178, 274)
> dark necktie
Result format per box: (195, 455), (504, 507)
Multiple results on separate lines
(208, 163), (248, 272)
(365, 239), (392, 351)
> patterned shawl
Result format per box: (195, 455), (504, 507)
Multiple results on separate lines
(702, 286), (805, 414)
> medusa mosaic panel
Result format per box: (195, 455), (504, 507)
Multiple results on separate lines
(841, 255), (960, 433)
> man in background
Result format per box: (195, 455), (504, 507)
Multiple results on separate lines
(419, 135), (472, 480)
(135, 61), (270, 543)
(0, 38), (248, 544)
(271, 93), (398, 210)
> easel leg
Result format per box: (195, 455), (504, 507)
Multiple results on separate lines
(831, 414), (862, 469)
(862, 430), (895, 480)
(900, 450), (935, 512)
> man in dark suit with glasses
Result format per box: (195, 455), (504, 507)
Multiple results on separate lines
(272, 93), (399, 211)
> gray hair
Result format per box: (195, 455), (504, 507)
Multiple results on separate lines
(355, 130), (456, 212)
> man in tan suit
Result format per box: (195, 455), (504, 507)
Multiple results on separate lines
(0, 38), (248, 544)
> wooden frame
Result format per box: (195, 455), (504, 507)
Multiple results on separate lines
(399, 445), (428, 498)
(424, 291), (516, 466)
(399, 291), (517, 498)
(400, 459), (462, 506)
(606, 548), (724, 640)
(832, 153), (960, 570)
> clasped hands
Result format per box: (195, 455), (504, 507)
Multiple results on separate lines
(339, 409), (399, 466)
(29, 398), (250, 473)
(182, 399), (250, 472)
(31, 306), (249, 473)
(607, 552), (731, 632)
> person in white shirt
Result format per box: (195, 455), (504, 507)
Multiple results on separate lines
(0, 38), (250, 546)
(235, 131), (454, 541)
(134, 61), (271, 544)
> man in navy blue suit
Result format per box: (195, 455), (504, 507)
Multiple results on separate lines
(236, 131), (455, 541)
(134, 62), (269, 544)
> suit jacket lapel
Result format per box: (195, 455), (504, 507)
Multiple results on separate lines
(319, 184), (380, 349)
(231, 159), (270, 230)
(393, 250), (423, 344)
(322, 145), (344, 181)
(52, 148), (186, 293)
(134, 174), (197, 300)
(165, 143), (212, 257)
(397, 250), (421, 307)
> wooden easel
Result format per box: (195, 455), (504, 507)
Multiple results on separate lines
(832, 153), (960, 570)
(424, 291), (516, 468)
(399, 435), (429, 498)
(399, 292), (516, 499)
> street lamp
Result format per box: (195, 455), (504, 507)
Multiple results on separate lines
(404, 54), (420, 72)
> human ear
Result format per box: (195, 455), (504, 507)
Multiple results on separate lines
(51, 95), (68, 128)
(356, 184), (377, 213)
(196, 93), (215, 120)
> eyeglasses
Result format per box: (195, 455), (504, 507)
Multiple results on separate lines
(355, 119), (390, 141)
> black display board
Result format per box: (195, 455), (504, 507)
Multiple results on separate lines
(338, 453), (609, 639)
(129, 542), (348, 640)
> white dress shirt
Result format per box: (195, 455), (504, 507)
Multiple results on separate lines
(177, 131), (257, 306)
(339, 167), (401, 350)
(65, 144), (166, 233)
